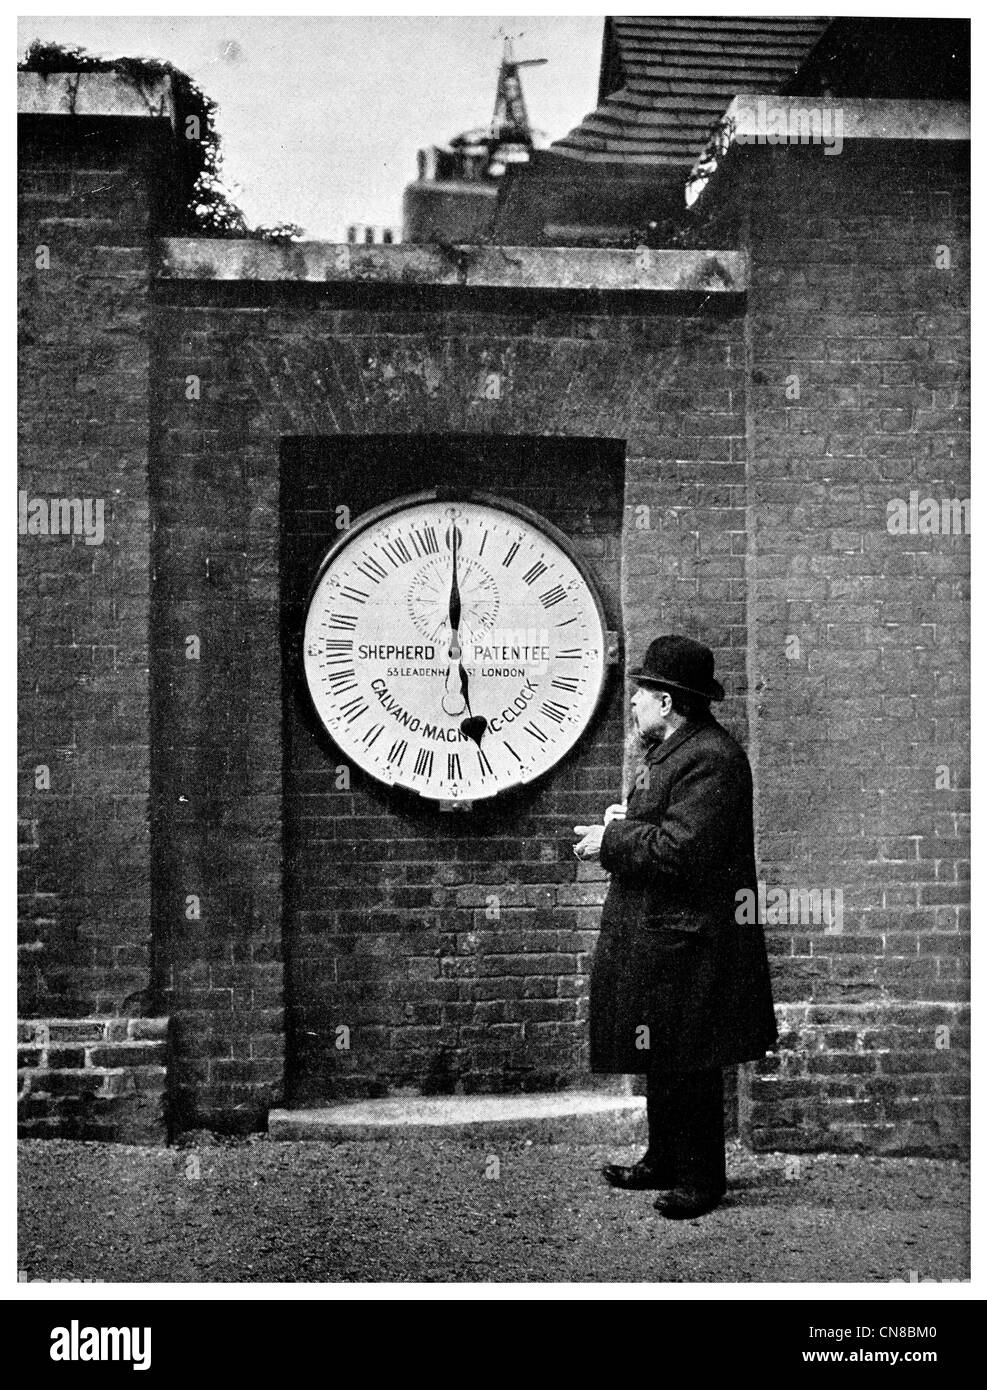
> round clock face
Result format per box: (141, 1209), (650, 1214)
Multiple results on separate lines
(303, 492), (609, 801)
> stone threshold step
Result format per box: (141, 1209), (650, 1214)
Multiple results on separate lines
(269, 1092), (646, 1143)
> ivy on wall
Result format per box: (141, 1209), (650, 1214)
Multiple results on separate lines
(19, 40), (302, 241)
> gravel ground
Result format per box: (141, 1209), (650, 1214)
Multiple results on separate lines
(18, 1137), (969, 1285)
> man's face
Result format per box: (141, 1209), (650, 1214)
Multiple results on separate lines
(631, 683), (672, 741)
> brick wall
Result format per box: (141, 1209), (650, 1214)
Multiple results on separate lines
(17, 117), (180, 1023)
(150, 283), (747, 1123)
(18, 1016), (168, 1141)
(736, 140), (971, 1153)
(19, 97), (969, 1153)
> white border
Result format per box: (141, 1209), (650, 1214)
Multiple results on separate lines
(7, 0), (979, 1304)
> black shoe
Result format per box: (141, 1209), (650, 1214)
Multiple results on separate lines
(653, 1186), (724, 1219)
(602, 1159), (676, 1191)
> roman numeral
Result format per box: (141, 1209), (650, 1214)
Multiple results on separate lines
(502, 540), (520, 567)
(558, 648), (581, 660)
(551, 677), (579, 694)
(413, 747), (434, 778)
(340, 585), (368, 604)
(327, 667), (358, 694)
(412, 526), (439, 556)
(522, 560), (547, 585)
(541, 700), (568, 725)
(325, 639), (353, 655)
(539, 584), (568, 609)
(476, 748), (493, 776)
(339, 697), (369, 723)
(329, 612), (358, 631)
(355, 555), (387, 583)
(447, 753), (462, 781)
(478, 532), (488, 557)
(524, 721), (549, 744)
(387, 739), (408, 767)
(504, 741), (523, 763)
(383, 537), (413, 566)
(361, 723), (384, 747)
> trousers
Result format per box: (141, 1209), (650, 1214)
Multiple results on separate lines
(644, 1066), (726, 1193)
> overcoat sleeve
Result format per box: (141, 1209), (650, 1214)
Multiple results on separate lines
(598, 747), (742, 886)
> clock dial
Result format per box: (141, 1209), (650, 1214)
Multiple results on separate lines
(303, 493), (609, 801)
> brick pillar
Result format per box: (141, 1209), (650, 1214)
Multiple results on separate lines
(741, 136), (970, 1154)
(17, 75), (186, 1134)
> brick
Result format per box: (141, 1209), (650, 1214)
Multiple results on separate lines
(34, 1069), (101, 1099)
(87, 1042), (166, 1068)
(45, 1045), (86, 1068)
(46, 1021), (105, 1043)
(127, 1017), (169, 1040)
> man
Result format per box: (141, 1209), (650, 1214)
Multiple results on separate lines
(574, 634), (777, 1220)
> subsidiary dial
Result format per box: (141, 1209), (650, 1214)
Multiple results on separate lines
(406, 554), (500, 648)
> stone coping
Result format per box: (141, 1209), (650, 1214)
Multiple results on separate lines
(17, 70), (175, 122)
(688, 96), (970, 206)
(723, 95), (969, 146)
(157, 239), (747, 292)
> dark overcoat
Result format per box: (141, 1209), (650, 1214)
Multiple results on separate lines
(590, 715), (777, 1074)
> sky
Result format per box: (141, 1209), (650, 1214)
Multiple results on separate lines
(16, 13), (605, 240)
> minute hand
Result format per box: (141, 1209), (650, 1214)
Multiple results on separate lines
(448, 527), (462, 659)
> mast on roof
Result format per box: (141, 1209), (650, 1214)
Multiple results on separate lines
(403, 38), (547, 241)
(491, 37), (547, 146)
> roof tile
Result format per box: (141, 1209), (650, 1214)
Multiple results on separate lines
(553, 15), (831, 167)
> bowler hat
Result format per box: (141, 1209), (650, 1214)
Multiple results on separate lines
(629, 635), (725, 702)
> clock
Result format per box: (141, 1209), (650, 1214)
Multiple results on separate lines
(302, 490), (611, 802)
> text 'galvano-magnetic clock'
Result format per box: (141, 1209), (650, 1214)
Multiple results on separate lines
(302, 490), (613, 803)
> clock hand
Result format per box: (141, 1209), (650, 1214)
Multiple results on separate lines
(443, 524), (486, 743)
(458, 662), (472, 715)
(441, 525), (473, 716)
(458, 664), (488, 747)
(441, 537), (467, 716)
(442, 660), (466, 715)
(448, 526), (462, 659)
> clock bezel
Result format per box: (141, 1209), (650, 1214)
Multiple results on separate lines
(300, 487), (614, 798)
